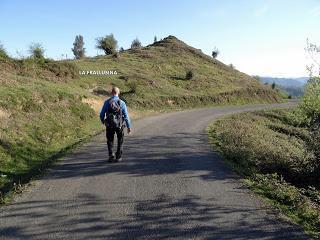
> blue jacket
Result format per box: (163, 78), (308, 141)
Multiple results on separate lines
(100, 96), (131, 128)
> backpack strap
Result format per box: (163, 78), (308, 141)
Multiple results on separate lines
(106, 98), (112, 114)
(118, 100), (124, 127)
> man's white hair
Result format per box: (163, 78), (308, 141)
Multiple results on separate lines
(111, 86), (120, 95)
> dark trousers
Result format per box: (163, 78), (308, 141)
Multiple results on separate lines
(106, 127), (124, 157)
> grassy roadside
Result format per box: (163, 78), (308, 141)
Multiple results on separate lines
(207, 109), (320, 239)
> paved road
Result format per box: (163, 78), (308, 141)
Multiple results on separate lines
(0, 101), (309, 240)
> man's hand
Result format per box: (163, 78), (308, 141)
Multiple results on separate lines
(127, 128), (131, 134)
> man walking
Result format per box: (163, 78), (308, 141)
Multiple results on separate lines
(100, 87), (131, 162)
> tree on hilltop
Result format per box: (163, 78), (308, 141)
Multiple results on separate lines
(131, 38), (142, 49)
(96, 34), (118, 55)
(29, 43), (45, 59)
(72, 35), (85, 59)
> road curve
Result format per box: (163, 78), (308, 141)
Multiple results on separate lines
(0, 101), (309, 240)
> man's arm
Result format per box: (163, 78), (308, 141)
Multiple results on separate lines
(121, 101), (131, 129)
(99, 101), (108, 124)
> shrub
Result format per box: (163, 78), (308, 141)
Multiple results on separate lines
(96, 34), (118, 55)
(127, 81), (137, 93)
(271, 82), (276, 89)
(0, 43), (9, 60)
(212, 47), (219, 58)
(185, 70), (194, 80)
(45, 60), (78, 78)
(112, 52), (119, 59)
(209, 110), (317, 184)
(29, 43), (45, 59)
(300, 77), (320, 127)
(71, 35), (85, 59)
(131, 38), (142, 49)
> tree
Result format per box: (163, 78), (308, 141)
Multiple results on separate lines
(271, 82), (276, 89)
(301, 40), (320, 126)
(71, 35), (85, 59)
(301, 40), (320, 172)
(29, 43), (44, 59)
(212, 47), (219, 58)
(305, 38), (320, 77)
(154, 36), (157, 43)
(131, 38), (142, 49)
(119, 47), (124, 52)
(96, 34), (118, 55)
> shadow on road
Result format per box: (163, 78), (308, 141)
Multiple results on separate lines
(0, 193), (307, 239)
(44, 132), (236, 182)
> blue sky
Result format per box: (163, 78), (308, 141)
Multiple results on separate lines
(1, 0), (319, 77)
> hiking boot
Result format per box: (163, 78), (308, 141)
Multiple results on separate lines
(115, 154), (122, 162)
(108, 154), (115, 163)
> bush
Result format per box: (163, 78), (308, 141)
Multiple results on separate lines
(212, 47), (219, 58)
(29, 43), (45, 59)
(96, 34), (118, 55)
(271, 82), (276, 89)
(131, 38), (142, 49)
(185, 70), (194, 80)
(300, 77), (320, 127)
(71, 35), (85, 59)
(127, 81), (137, 93)
(112, 52), (119, 59)
(0, 43), (9, 60)
(45, 60), (78, 78)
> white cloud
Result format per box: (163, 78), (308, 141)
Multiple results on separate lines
(254, 5), (268, 17)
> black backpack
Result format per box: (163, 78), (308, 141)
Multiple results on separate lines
(106, 99), (123, 129)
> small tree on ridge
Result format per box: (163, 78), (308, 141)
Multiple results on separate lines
(96, 34), (118, 55)
(72, 35), (85, 59)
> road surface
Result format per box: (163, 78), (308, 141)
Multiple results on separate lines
(0, 101), (309, 239)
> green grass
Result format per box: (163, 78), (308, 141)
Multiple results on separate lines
(207, 109), (320, 238)
(0, 35), (283, 203)
(0, 72), (103, 202)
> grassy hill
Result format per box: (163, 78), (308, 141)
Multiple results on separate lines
(0, 35), (282, 202)
(75, 35), (282, 109)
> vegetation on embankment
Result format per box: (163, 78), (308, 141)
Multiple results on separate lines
(0, 58), (102, 203)
(0, 35), (284, 203)
(207, 108), (320, 238)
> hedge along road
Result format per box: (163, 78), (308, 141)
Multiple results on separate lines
(0, 101), (309, 240)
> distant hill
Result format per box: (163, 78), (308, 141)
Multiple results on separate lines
(260, 77), (308, 87)
(260, 76), (308, 97)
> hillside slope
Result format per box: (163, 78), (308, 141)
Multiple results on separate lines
(0, 35), (282, 201)
(74, 35), (282, 109)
